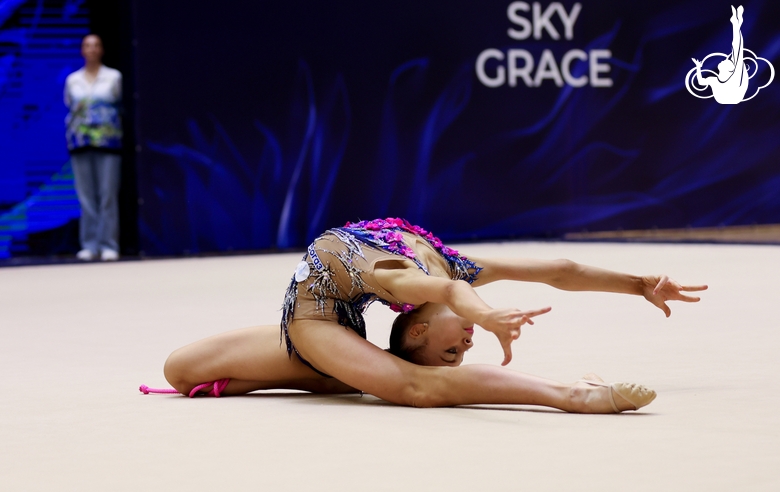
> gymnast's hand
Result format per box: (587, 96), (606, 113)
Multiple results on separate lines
(478, 306), (552, 366)
(641, 275), (708, 317)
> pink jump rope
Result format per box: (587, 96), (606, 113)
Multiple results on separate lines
(139, 379), (230, 398)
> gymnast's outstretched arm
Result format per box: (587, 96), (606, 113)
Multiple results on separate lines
(693, 58), (711, 86)
(376, 260), (705, 364)
(469, 256), (707, 317)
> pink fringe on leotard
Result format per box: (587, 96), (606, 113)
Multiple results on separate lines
(139, 378), (230, 398)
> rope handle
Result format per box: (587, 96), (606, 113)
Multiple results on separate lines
(139, 378), (230, 398)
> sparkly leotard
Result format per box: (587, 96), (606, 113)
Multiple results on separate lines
(281, 218), (482, 374)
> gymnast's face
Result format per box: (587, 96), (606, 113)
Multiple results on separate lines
(407, 304), (474, 366)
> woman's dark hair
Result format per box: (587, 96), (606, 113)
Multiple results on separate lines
(386, 309), (428, 364)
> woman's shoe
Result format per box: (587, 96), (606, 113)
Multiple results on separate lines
(76, 249), (95, 261)
(577, 377), (657, 412)
(100, 248), (119, 261)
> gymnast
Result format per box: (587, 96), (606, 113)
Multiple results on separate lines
(692, 5), (748, 104)
(150, 218), (707, 413)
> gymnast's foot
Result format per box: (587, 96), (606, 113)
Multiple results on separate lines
(571, 373), (656, 413)
(731, 5), (744, 26)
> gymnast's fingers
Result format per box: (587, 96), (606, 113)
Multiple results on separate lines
(509, 314), (529, 326)
(678, 294), (701, 302)
(681, 284), (708, 292)
(524, 306), (552, 318)
(501, 341), (513, 366)
(661, 302), (671, 317)
(653, 275), (669, 295)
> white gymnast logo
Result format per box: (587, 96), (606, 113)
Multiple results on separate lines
(685, 5), (774, 104)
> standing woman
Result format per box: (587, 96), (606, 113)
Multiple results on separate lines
(64, 34), (123, 261)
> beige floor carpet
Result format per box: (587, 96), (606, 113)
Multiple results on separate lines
(1, 241), (778, 491)
(565, 223), (780, 243)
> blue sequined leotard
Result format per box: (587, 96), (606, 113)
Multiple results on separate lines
(280, 218), (482, 375)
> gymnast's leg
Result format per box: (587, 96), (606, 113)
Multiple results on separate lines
(730, 5), (745, 73)
(163, 325), (357, 396)
(287, 319), (631, 413)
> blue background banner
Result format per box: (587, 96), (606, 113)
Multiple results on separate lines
(0, 0), (88, 258)
(2, 1), (779, 258)
(133, 0), (780, 255)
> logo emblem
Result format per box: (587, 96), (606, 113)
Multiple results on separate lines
(685, 5), (774, 104)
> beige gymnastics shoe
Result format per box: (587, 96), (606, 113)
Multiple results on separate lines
(578, 377), (657, 412)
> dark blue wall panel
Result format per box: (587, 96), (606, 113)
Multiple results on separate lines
(133, 1), (780, 255)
